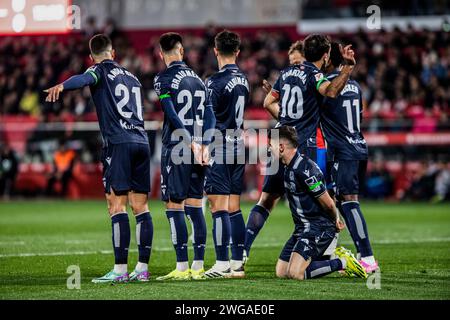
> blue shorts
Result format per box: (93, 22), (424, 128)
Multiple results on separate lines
(279, 230), (336, 262)
(160, 145), (205, 202)
(331, 159), (367, 196)
(262, 145), (317, 196)
(204, 161), (245, 195)
(102, 143), (151, 195)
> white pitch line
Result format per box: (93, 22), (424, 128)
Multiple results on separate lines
(1, 237), (450, 258)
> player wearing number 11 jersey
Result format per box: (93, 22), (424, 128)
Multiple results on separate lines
(45, 34), (153, 283)
(321, 42), (378, 273)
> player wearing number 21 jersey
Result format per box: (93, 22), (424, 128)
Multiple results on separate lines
(44, 34), (153, 283)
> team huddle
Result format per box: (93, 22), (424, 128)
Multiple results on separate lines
(44, 30), (379, 283)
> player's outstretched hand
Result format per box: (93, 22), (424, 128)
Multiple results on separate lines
(262, 79), (272, 94)
(44, 84), (64, 102)
(201, 145), (210, 166)
(340, 44), (356, 66)
(335, 216), (346, 233)
(191, 142), (203, 165)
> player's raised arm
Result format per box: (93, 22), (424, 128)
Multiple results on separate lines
(317, 45), (355, 98)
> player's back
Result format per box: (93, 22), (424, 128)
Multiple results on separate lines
(154, 61), (207, 146)
(284, 151), (335, 234)
(321, 71), (368, 160)
(88, 59), (148, 146)
(206, 64), (249, 133)
(273, 62), (324, 149)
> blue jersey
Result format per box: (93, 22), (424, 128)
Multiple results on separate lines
(273, 62), (328, 148)
(321, 71), (368, 160)
(206, 64), (249, 155)
(284, 150), (335, 234)
(153, 61), (207, 146)
(87, 60), (148, 146)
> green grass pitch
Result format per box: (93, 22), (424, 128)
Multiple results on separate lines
(0, 200), (449, 300)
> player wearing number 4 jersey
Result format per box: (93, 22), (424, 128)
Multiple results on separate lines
(321, 42), (379, 273)
(153, 33), (215, 281)
(45, 34), (153, 283)
(203, 30), (250, 279)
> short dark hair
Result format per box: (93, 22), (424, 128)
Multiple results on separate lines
(215, 30), (241, 56)
(89, 34), (112, 56)
(303, 34), (331, 62)
(329, 41), (344, 68)
(269, 126), (299, 148)
(288, 40), (304, 56)
(159, 32), (183, 52)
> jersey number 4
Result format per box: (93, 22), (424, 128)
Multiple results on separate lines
(114, 84), (144, 121)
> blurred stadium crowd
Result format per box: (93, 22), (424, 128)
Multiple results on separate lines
(0, 22), (449, 131)
(0, 19), (449, 201)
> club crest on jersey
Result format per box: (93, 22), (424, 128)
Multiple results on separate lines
(314, 73), (324, 82)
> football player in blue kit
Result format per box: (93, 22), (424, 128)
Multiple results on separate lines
(202, 30), (250, 278)
(321, 42), (379, 273)
(45, 34), (153, 283)
(153, 33), (215, 280)
(244, 35), (356, 260)
(269, 126), (367, 280)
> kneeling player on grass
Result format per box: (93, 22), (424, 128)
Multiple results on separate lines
(153, 33), (215, 280)
(269, 126), (367, 280)
(45, 34), (153, 283)
(203, 30), (250, 279)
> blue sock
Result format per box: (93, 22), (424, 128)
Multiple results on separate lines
(230, 210), (245, 261)
(185, 205), (206, 261)
(244, 205), (270, 256)
(111, 213), (130, 265)
(341, 201), (373, 257)
(135, 212), (153, 264)
(212, 210), (231, 261)
(166, 210), (188, 262)
(304, 259), (342, 279)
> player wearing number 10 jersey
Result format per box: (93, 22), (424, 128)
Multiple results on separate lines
(244, 35), (357, 261)
(44, 34), (153, 283)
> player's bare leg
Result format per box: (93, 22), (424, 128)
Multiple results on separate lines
(228, 194), (246, 277)
(339, 194), (378, 273)
(204, 194), (232, 278)
(275, 259), (289, 278)
(92, 190), (130, 283)
(128, 191), (153, 282)
(244, 192), (281, 260)
(185, 197), (207, 279)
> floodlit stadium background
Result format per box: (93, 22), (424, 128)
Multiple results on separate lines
(0, 0), (449, 202)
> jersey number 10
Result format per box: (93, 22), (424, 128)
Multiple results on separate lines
(280, 84), (304, 119)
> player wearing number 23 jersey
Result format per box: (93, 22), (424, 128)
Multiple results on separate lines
(154, 60), (209, 202)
